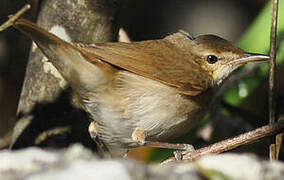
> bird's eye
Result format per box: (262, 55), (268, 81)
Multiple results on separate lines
(206, 55), (218, 64)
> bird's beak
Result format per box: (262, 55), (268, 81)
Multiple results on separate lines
(229, 53), (270, 66)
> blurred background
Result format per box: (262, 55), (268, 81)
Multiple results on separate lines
(119, 0), (265, 41)
(0, 0), (283, 162)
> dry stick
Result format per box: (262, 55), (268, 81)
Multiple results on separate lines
(0, 4), (30, 31)
(34, 126), (71, 145)
(161, 121), (284, 164)
(268, 0), (279, 160)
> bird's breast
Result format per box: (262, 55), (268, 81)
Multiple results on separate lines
(85, 71), (215, 145)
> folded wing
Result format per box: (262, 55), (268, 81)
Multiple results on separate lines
(79, 38), (212, 96)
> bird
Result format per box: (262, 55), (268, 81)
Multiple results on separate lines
(11, 18), (269, 156)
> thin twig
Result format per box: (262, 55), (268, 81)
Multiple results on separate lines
(34, 126), (71, 145)
(0, 4), (31, 32)
(268, 0), (279, 160)
(161, 121), (284, 164)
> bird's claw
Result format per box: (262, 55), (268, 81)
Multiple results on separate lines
(173, 144), (195, 161)
(131, 127), (147, 145)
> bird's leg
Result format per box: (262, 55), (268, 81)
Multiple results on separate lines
(131, 127), (147, 144)
(173, 147), (195, 161)
(131, 127), (195, 160)
(88, 121), (111, 157)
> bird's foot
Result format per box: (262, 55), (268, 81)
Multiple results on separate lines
(88, 121), (99, 139)
(131, 127), (147, 145)
(88, 121), (110, 157)
(173, 144), (195, 161)
(131, 127), (195, 160)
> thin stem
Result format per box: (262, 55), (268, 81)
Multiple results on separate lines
(161, 121), (284, 164)
(144, 141), (194, 151)
(268, 0), (279, 160)
(0, 4), (31, 32)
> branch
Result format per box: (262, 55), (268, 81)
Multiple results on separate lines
(161, 121), (284, 164)
(0, 4), (30, 31)
(268, 0), (279, 160)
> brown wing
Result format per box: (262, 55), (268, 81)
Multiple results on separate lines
(77, 38), (212, 96)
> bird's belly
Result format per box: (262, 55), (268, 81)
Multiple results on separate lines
(83, 71), (212, 154)
(131, 92), (204, 141)
(145, 104), (208, 141)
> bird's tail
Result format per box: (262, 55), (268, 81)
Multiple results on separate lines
(14, 18), (112, 92)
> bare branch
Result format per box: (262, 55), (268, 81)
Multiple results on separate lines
(268, 0), (279, 160)
(161, 121), (284, 164)
(0, 4), (30, 31)
(34, 126), (71, 145)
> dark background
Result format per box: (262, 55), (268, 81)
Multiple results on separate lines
(0, 0), (278, 161)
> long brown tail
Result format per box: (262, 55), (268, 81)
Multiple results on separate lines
(13, 18), (110, 91)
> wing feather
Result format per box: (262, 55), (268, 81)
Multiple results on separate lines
(77, 39), (212, 96)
